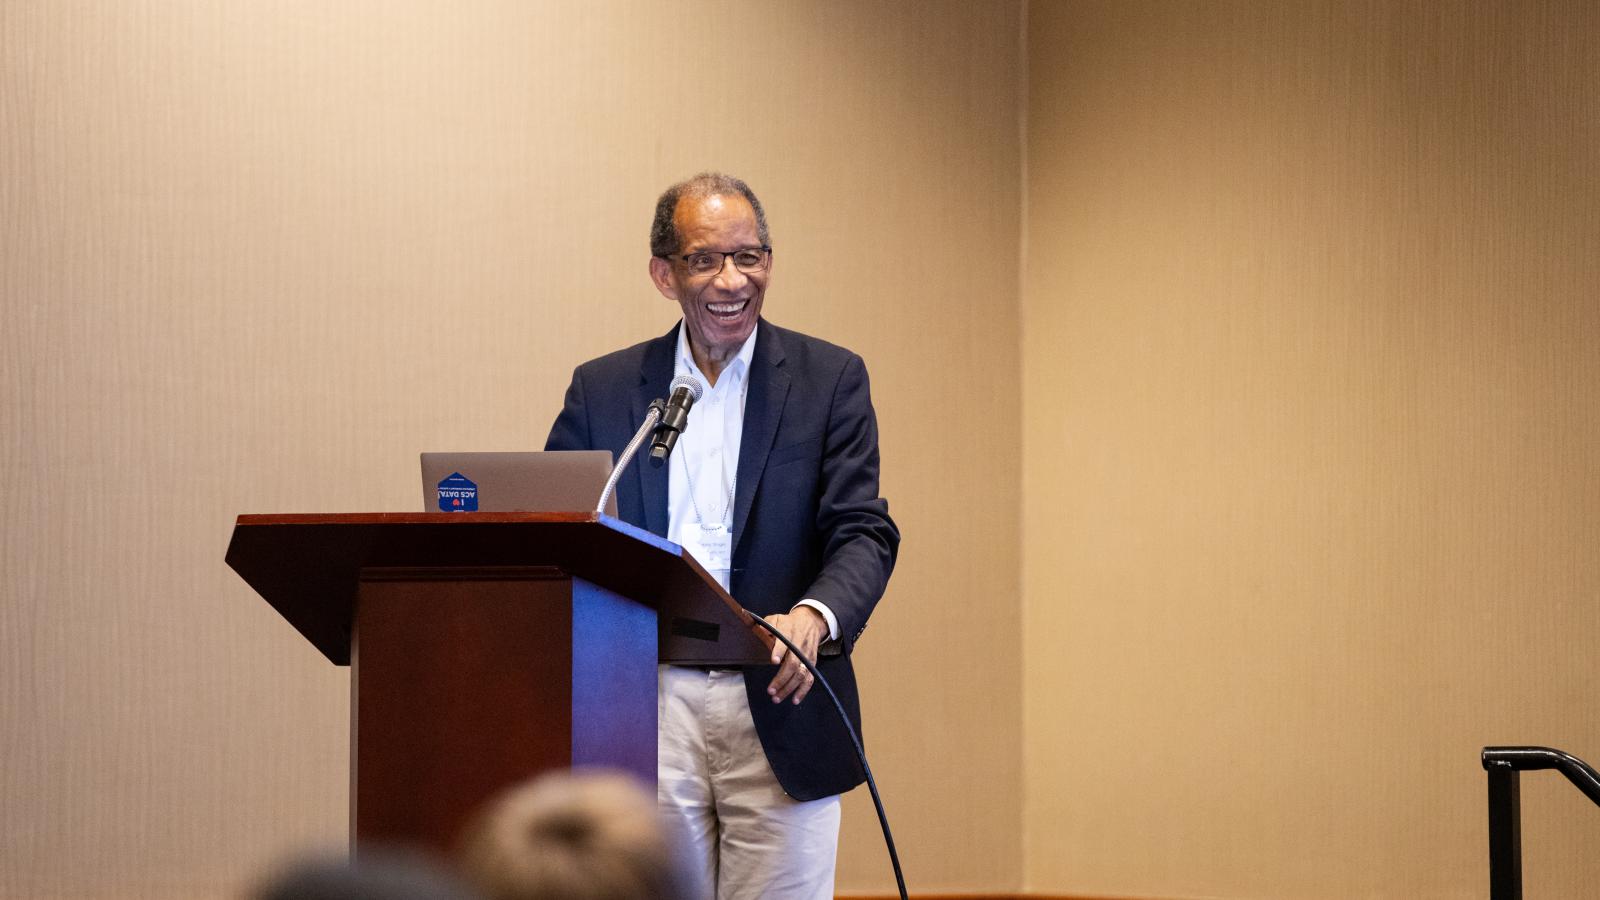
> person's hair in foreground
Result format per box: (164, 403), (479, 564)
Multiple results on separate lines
(254, 848), (480, 900)
(457, 770), (698, 900)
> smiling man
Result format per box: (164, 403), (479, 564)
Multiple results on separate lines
(545, 172), (899, 899)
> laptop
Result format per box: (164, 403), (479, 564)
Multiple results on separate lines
(420, 450), (617, 516)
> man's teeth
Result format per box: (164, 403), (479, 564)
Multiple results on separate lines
(708, 300), (748, 314)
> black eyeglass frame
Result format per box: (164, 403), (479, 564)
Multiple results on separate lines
(658, 245), (774, 276)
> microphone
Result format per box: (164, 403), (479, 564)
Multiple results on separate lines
(650, 374), (703, 462)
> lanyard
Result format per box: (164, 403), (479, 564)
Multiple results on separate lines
(684, 461), (736, 529)
(679, 366), (748, 529)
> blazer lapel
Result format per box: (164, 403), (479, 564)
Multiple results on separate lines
(633, 324), (677, 537)
(733, 320), (789, 555)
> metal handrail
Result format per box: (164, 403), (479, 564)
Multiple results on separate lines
(1483, 746), (1600, 806)
(1480, 746), (1600, 900)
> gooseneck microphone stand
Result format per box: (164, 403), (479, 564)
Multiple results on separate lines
(595, 399), (666, 515)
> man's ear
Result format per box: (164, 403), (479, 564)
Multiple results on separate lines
(648, 256), (678, 302)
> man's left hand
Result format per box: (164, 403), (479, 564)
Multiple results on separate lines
(763, 607), (827, 705)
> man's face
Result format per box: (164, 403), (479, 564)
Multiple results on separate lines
(649, 193), (769, 367)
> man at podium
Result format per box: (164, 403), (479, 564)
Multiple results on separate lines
(545, 172), (899, 899)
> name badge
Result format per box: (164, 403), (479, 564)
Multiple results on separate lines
(688, 522), (733, 572)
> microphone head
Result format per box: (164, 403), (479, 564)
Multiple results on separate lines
(669, 374), (704, 403)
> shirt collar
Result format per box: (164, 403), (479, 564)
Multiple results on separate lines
(674, 322), (758, 387)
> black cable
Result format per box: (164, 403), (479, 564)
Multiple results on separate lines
(742, 611), (909, 900)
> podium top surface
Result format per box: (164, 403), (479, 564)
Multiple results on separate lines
(225, 511), (768, 665)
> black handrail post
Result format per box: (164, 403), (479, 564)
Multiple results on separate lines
(1482, 746), (1600, 898)
(1487, 764), (1522, 900)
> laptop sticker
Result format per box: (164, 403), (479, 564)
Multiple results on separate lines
(437, 472), (478, 512)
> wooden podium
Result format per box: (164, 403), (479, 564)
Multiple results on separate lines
(225, 511), (768, 852)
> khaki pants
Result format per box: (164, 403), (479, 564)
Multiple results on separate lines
(658, 665), (842, 900)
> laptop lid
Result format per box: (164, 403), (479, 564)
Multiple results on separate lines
(421, 450), (617, 516)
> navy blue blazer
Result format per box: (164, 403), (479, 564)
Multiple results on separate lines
(545, 318), (899, 800)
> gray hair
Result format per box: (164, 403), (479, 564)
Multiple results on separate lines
(457, 771), (699, 900)
(649, 172), (770, 258)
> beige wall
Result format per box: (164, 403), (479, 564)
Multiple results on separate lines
(1024, 1), (1600, 898)
(1, 2), (1022, 896)
(11, 1), (1598, 897)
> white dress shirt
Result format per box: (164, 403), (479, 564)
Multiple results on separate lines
(667, 324), (838, 641)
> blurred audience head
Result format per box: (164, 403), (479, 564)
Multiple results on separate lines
(457, 770), (696, 900)
(254, 848), (480, 900)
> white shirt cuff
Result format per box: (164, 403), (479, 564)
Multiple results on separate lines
(792, 599), (839, 642)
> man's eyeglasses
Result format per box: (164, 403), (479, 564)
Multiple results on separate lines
(663, 246), (773, 277)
